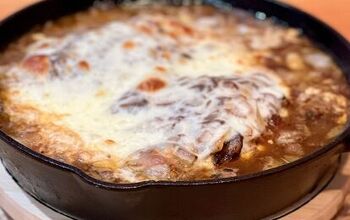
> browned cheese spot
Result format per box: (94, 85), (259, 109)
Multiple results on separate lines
(78, 60), (90, 71)
(122, 40), (136, 50)
(169, 20), (194, 36)
(137, 77), (166, 92)
(138, 25), (153, 35)
(155, 66), (167, 73)
(105, 139), (116, 145)
(95, 89), (106, 97)
(161, 51), (171, 60)
(22, 55), (51, 76)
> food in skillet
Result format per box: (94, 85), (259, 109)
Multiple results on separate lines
(0, 2), (349, 183)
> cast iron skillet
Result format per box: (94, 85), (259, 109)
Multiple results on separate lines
(0, 0), (350, 219)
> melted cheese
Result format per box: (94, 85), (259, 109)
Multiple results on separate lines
(2, 9), (290, 182)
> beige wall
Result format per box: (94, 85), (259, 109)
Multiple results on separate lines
(286, 0), (350, 39)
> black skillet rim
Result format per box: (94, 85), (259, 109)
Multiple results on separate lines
(0, 0), (350, 190)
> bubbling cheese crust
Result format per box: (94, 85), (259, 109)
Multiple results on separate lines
(0, 5), (293, 183)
